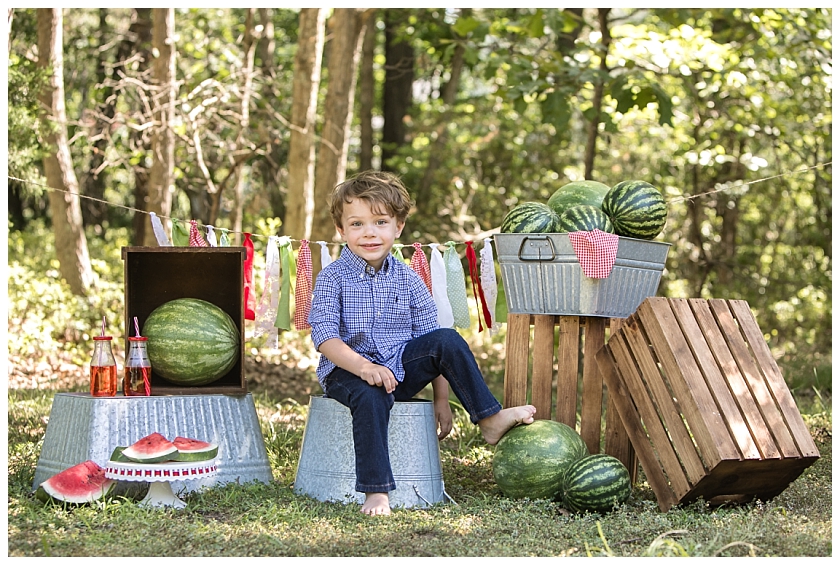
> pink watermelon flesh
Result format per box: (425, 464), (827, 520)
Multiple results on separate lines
(36, 460), (115, 504)
(122, 432), (179, 463)
(173, 436), (219, 462)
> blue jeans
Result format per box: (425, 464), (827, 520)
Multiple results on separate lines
(322, 328), (502, 493)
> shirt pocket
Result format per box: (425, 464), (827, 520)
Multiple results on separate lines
(380, 290), (411, 326)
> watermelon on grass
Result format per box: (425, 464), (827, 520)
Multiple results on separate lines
(35, 460), (115, 505)
(601, 180), (667, 239)
(492, 420), (589, 501)
(557, 205), (615, 233)
(143, 297), (240, 386)
(173, 436), (219, 462)
(561, 453), (632, 514)
(500, 202), (562, 234)
(122, 432), (179, 464)
(547, 180), (611, 217)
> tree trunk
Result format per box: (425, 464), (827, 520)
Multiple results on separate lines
(310, 8), (373, 274)
(358, 10), (377, 172)
(381, 9), (415, 171)
(143, 8), (176, 246)
(37, 8), (95, 296)
(284, 7), (326, 241)
(583, 8), (611, 180)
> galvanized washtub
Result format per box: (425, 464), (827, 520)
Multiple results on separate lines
(294, 395), (449, 508)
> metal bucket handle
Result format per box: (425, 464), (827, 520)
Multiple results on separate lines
(517, 235), (556, 262)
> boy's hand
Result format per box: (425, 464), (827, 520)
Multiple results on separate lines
(359, 362), (397, 394)
(434, 396), (453, 440)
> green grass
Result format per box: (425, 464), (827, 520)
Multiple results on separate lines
(7, 388), (832, 557)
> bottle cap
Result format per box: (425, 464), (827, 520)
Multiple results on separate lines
(93, 336), (113, 341)
(128, 336), (148, 342)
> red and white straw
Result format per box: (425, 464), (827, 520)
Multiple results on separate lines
(134, 316), (141, 337)
(101, 316), (106, 337)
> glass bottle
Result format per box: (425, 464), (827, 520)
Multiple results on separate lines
(124, 336), (152, 396)
(90, 336), (117, 397)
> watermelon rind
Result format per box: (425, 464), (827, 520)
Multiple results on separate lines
(601, 180), (667, 239)
(109, 446), (132, 463)
(500, 202), (562, 234)
(557, 204), (615, 234)
(547, 180), (611, 217)
(173, 436), (219, 462)
(35, 460), (116, 505)
(143, 297), (240, 386)
(492, 420), (589, 501)
(122, 432), (179, 464)
(561, 454), (631, 514)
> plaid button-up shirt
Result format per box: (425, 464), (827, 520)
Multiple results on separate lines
(308, 246), (439, 387)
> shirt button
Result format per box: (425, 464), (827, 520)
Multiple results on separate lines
(377, 312), (381, 317)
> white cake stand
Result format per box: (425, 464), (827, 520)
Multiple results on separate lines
(105, 459), (218, 509)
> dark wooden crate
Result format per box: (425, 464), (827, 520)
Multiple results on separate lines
(596, 297), (820, 511)
(504, 313), (637, 481)
(122, 246), (247, 395)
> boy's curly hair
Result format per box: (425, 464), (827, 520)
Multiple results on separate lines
(330, 170), (414, 228)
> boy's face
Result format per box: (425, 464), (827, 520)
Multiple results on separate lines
(337, 198), (404, 271)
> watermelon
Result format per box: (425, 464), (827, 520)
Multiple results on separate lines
(492, 420), (589, 501)
(122, 432), (179, 464)
(143, 297), (240, 386)
(547, 180), (611, 217)
(173, 436), (219, 462)
(557, 205), (615, 233)
(601, 180), (667, 239)
(561, 454), (632, 514)
(35, 460), (115, 505)
(500, 202), (562, 234)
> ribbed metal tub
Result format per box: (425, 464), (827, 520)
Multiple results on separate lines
(32, 393), (273, 495)
(294, 395), (447, 508)
(495, 233), (671, 318)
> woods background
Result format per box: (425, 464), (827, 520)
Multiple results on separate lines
(5, 8), (832, 388)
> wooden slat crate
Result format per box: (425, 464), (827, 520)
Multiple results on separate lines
(596, 297), (820, 511)
(503, 313), (637, 479)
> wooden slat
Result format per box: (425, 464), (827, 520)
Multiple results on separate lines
(622, 315), (707, 484)
(638, 298), (740, 464)
(531, 315), (556, 420)
(727, 300), (821, 458)
(707, 300), (800, 458)
(597, 346), (676, 510)
(580, 317), (607, 454)
(686, 299), (774, 460)
(603, 317), (637, 483)
(607, 329), (690, 502)
(503, 314), (531, 409)
(554, 316), (579, 428)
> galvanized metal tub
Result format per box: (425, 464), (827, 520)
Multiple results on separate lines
(494, 233), (671, 318)
(294, 395), (447, 508)
(32, 393), (273, 495)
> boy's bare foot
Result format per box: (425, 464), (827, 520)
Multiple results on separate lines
(361, 492), (391, 516)
(478, 405), (537, 445)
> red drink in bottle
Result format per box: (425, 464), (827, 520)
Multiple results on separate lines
(90, 336), (117, 397)
(124, 335), (152, 396)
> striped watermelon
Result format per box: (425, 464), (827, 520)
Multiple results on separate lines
(601, 180), (667, 239)
(561, 454), (631, 513)
(547, 180), (611, 217)
(143, 298), (240, 386)
(557, 205), (615, 233)
(500, 202), (562, 234)
(492, 420), (589, 501)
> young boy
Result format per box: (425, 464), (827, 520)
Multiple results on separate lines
(307, 170), (536, 516)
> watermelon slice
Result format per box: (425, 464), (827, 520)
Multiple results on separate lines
(173, 436), (219, 462)
(35, 460), (115, 504)
(122, 432), (179, 463)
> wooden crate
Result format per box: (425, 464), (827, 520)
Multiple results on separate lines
(504, 313), (637, 478)
(596, 297), (820, 511)
(122, 246), (247, 395)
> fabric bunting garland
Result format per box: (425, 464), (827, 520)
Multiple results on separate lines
(189, 219), (209, 247)
(218, 228), (230, 247)
(294, 240), (313, 331)
(409, 242), (433, 294)
(171, 220), (190, 246)
(480, 238), (502, 333)
(429, 243), (454, 328)
(205, 225), (218, 247)
(465, 241), (493, 332)
(274, 236), (293, 331)
(254, 236), (281, 348)
(243, 233), (256, 320)
(443, 241), (471, 329)
(317, 241), (333, 269)
(149, 212), (172, 246)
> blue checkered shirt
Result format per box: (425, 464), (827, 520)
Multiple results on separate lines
(308, 247), (440, 387)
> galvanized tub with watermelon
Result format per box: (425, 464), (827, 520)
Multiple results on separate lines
(495, 179), (671, 318)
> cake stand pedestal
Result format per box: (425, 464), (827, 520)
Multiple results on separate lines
(105, 459), (218, 509)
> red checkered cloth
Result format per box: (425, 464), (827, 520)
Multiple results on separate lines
(409, 242), (433, 294)
(188, 220), (209, 247)
(294, 239), (313, 331)
(568, 229), (619, 279)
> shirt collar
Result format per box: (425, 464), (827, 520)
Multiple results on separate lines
(341, 246), (393, 278)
